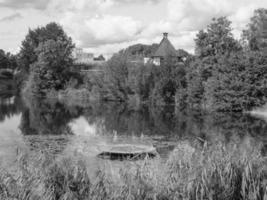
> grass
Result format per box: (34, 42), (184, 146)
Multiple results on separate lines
(0, 141), (266, 200)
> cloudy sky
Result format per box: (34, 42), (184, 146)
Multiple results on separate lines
(0, 0), (267, 56)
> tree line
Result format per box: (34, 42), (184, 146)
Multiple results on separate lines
(96, 8), (267, 112)
(0, 49), (17, 70)
(10, 8), (267, 112)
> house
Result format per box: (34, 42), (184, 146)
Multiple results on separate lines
(144, 33), (184, 66)
(73, 48), (106, 64)
(73, 48), (94, 64)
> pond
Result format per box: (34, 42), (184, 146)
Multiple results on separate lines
(0, 95), (267, 173)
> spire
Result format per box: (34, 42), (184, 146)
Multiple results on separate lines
(163, 32), (168, 38)
(153, 33), (177, 58)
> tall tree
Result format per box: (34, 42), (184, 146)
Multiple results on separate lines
(205, 51), (267, 111)
(18, 22), (74, 74)
(26, 38), (74, 95)
(103, 54), (130, 101)
(187, 17), (241, 109)
(195, 17), (240, 58)
(242, 8), (267, 51)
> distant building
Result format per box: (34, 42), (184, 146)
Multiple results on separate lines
(73, 48), (106, 64)
(73, 48), (94, 64)
(144, 33), (186, 66)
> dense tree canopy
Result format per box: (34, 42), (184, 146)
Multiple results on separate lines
(205, 52), (267, 111)
(18, 22), (74, 74)
(13, 9), (267, 112)
(242, 8), (267, 51)
(195, 17), (240, 58)
(0, 49), (17, 70)
(187, 14), (267, 111)
(27, 39), (75, 95)
(20, 23), (76, 96)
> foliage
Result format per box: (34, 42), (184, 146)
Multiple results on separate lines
(15, 10), (267, 112)
(186, 16), (267, 111)
(97, 53), (188, 106)
(186, 58), (205, 109)
(102, 53), (130, 101)
(195, 17), (241, 58)
(18, 22), (74, 74)
(0, 49), (17, 70)
(205, 51), (267, 111)
(150, 58), (187, 105)
(24, 37), (74, 96)
(242, 8), (267, 51)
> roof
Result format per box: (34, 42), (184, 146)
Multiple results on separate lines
(153, 35), (178, 58)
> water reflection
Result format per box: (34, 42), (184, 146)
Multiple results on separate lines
(0, 96), (22, 122)
(0, 95), (266, 161)
(20, 98), (83, 135)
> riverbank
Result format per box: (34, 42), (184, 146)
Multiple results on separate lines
(0, 74), (15, 97)
(0, 141), (266, 200)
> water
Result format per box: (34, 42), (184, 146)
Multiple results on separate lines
(0, 95), (267, 171)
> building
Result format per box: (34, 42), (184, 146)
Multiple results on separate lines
(73, 48), (94, 64)
(73, 48), (106, 65)
(144, 33), (184, 66)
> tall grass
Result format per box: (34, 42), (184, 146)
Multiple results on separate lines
(0, 141), (266, 200)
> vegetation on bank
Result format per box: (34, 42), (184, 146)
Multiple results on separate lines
(0, 141), (266, 200)
(10, 8), (267, 112)
(0, 49), (17, 70)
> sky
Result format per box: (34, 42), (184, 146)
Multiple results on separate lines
(0, 0), (267, 57)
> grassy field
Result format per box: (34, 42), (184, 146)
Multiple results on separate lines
(0, 140), (266, 200)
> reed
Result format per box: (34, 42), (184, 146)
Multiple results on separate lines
(0, 142), (266, 200)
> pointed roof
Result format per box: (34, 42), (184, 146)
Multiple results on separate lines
(153, 33), (178, 58)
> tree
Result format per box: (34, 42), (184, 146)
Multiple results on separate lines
(195, 17), (240, 58)
(194, 17), (241, 83)
(27, 39), (74, 95)
(187, 17), (242, 110)
(0, 50), (9, 69)
(149, 57), (186, 105)
(103, 54), (130, 101)
(205, 51), (267, 111)
(18, 22), (74, 74)
(186, 58), (205, 109)
(0, 49), (17, 69)
(242, 8), (267, 51)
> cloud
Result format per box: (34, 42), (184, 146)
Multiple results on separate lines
(113, 0), (160, 4)
(0, 13), (22, 22)
(60, 0), (267, 56)
(167, 0), (267, 31)
(1, 0), (267, 56)
(61, 14), (143, 47)
(47, 0), (114, 14)
(0, 0), (50, 9)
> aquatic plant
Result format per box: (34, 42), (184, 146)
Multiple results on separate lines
(0, 142), (266, 200)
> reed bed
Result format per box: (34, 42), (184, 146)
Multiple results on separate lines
(0, 141), (266, 200)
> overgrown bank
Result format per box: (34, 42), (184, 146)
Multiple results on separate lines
(17, 9), (267, 112)
(0, 141), (266, 200)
